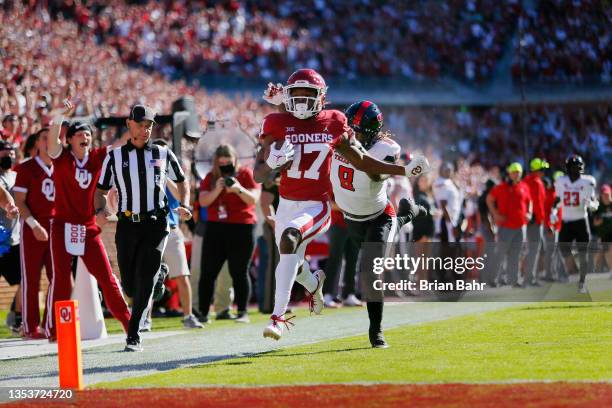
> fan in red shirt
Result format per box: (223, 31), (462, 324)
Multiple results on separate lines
(486, 162), (532, 287)
(13, 129), (55, 339)
(197, 144), (259, 323)
(44, 101), (130, 340)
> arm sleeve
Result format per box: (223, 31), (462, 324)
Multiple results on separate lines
(13, 163), (30, 193)
(166, 148), (186, 182)
(96, 152), (115, 190)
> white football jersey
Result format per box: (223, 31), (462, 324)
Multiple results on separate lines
(331, 137), (400, 219)
(554, 175), (597, 221)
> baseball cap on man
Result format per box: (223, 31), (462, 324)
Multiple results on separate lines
(601, 184), (611, 195)
(507, 162), (523, 174)
(129, 105), (156, 123)
(529, 158), (549, 172)
(66, 121), (93, 139)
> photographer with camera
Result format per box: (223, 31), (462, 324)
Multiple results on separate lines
(198, 145), (260, 323)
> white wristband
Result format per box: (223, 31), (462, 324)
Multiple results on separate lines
(25, 216), (39, 229)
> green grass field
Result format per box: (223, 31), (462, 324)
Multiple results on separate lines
(95, 302), (612, 388)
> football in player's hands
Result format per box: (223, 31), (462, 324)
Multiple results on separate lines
(404, 154), (430, 177)
(266, 140), (295, 170)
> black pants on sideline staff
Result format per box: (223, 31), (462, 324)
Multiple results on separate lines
(199, 221), (254, 316)
(324, 224), (359, 298)
(116, 216), (169, 341)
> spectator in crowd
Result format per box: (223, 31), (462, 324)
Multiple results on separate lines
(0, 140), (21, 334)
(522, 158), (549, 286)
(13, 129), (55, 339)
(198, 144), (260, 324)
(323, 205), (361, 308)
(433, 162), (462, 242)
(487, 162), (532, 287)
(1, 115), (22, 148)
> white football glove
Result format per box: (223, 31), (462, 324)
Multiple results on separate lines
(263, 82), (285, 106)
(266, 140), (295, 169)
(404, 154), (430, 178)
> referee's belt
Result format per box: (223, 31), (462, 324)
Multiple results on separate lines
(118, 208), (168, 223)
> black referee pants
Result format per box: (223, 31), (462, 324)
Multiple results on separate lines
(199, 222), (254, 316)
(116, 216), (169, 341)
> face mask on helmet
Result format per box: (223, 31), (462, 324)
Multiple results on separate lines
(283, 84), (325, 120)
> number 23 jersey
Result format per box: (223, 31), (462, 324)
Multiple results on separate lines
(331, 137), (400, 217)
(260, 110), (353, 201)
(554, 174), (597, 222)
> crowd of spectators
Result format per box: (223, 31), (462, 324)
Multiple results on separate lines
(1, 3), (610, 199)
(513, 0), (611, 84)
(46, 0), (520, 83)
(385, 104), (611, 185)
(0, 5), (273, 166)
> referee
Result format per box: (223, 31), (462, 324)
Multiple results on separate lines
(94, 105), (192, 352)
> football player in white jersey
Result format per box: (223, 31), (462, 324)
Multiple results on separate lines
(552, 155), (598, 293)
(330, 101), (429, 348)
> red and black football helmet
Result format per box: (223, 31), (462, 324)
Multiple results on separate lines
(283, 69), (327, 119)
(565, 154), (584, 176)
(345, 100), (384, 149)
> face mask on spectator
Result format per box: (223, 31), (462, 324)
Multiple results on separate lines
(0, 156), (14, 170)
(219, 164), (235, 176)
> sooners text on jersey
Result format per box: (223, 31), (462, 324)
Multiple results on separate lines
(260, 110), (353, 201)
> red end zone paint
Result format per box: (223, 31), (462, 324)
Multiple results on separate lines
(8, 383), (611, 408)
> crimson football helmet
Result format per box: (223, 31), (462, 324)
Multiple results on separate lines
(283, 69), (327, 119)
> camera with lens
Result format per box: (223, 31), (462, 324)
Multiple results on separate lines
(219, 163), (236, 187)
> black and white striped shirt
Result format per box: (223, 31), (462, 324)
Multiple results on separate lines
(96, 140), (185, 213)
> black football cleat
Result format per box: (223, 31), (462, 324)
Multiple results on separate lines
(369, 329), (390, 349)
(398, 198), (428, 220)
